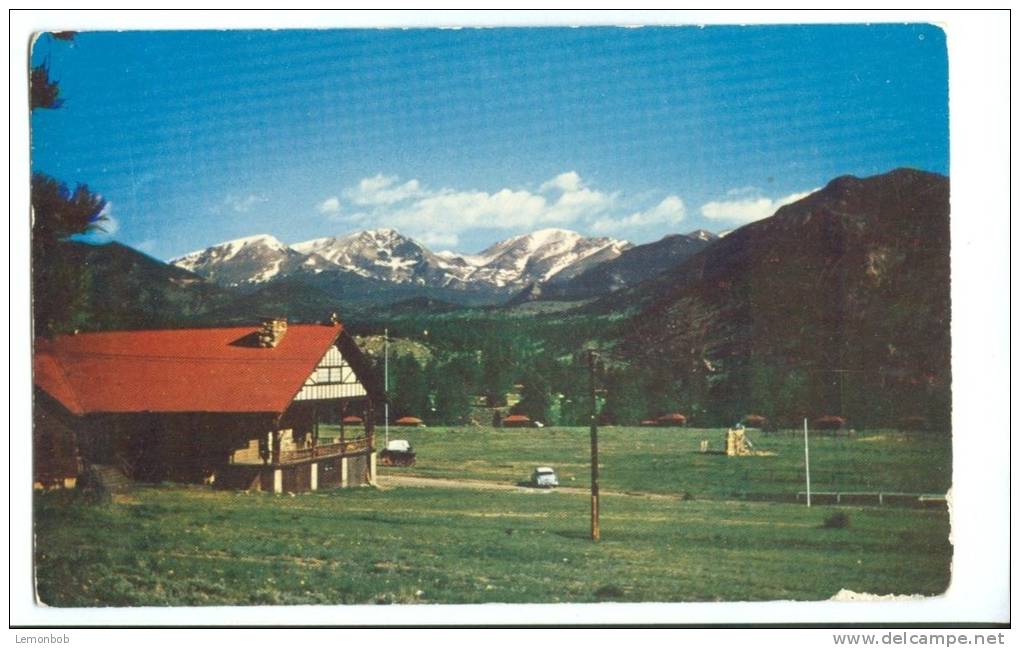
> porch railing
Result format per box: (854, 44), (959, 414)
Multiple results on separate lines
(276, 437), (371, 464)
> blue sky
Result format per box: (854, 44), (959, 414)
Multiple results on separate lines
(29, 25), (948, 259)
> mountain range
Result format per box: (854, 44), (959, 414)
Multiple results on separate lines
(171, 227), (637, 297)
(33, 168), (951, 427)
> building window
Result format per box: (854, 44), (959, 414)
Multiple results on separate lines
(306, 361), (356, 386)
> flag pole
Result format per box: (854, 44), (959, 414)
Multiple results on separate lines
(804, 417), (811, 507)
(384, 328), (390, 448)
(587, 349), (600, 542)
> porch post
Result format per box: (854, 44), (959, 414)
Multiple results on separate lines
(271, 429), (281, 465)
(312, 403), (318, 448)
(339, 401), (346, 446)
(365, 398), (376, 483)
(365, 399), (375, 448)
(271, 429), (283, 494)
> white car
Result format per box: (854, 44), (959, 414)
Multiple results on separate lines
(386, 439), (412, 453)
(380, 439), (416, 466)
(531, 466), (559, 488)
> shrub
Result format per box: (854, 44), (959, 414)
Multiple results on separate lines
(594, 584), (626, 601)
(822, 511), (850, 529)
(75, 466), (111, 504)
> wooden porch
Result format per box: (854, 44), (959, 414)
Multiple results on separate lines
(215, 454), (375, 493)
(216, 398), (377, 493)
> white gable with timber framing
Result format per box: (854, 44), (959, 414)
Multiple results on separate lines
(294, 344), (367, 401)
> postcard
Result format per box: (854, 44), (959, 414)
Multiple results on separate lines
(14, 11), (1009, 631)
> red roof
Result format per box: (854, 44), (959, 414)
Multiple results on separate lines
(34, 324), (343, 415)
(503, 414), (531, 422)
(395, 416), (424, 425)
(657, 413), (687, 422)
(342, 415), (364, 424)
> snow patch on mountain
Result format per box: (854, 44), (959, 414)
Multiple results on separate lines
(685, 229), (719, 242)
(251, 258), (283, 283)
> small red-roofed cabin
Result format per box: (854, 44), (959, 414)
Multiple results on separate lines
(395, 416), (424, 427)
(32, 318), (383, 492)
(742, 414), (767, 429)
(812, 415), (848, 431)
(897, 416), (928, 432)
(656, 413), (687, 427)
(342, 415), (364, 425)
(502, 414), (532, 428)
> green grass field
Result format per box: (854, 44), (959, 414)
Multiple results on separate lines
(373, 426), (952, 498)
(33, 426), (952, 606)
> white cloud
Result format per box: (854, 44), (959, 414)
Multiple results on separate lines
(336, 171), (617, 245)
(700, 197), (777, 224)
(345, 174), (424, 206)
(388, 188), (549, 232)
(214, 193), (268, 214)
(592, 195), (685, 233)
(547, 186), (616, 222)
(98, 202), (118, 235)
(135, 239), (157, 254)
(317, 196), (341, 214)
(331, 171), (694, 247)
(539, 171), (583, 194)
(414, 230), (460, 249)
(699, 189), (816, 225)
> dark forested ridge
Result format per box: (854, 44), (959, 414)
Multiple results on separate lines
(32, 241), (234, 333)
(611, 168), (951, 428)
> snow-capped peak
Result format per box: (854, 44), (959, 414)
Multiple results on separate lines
(474, 228), (581, 263)
(288, 228), (438, 284)
(527, 227), (581, 244)
(685, 229), (718, 242)
(171, 234), (285, 265)
(168, 233), (298, 286)
(464, 228), (630, 285)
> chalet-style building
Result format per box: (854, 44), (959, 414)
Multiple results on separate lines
(33, 318), (383, 493)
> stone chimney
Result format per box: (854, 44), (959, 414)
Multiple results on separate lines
(258, 317), (288, 348)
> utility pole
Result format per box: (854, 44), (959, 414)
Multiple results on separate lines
(587, 349), (600, 542)
(804, 417), (811, 507)
(384, 328), (390, 448)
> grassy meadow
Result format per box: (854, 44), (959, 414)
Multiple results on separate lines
(370, 425), (952, 498)
(34, 426), (952, 606)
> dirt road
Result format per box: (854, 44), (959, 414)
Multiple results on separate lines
(375, 474), (681, 501)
